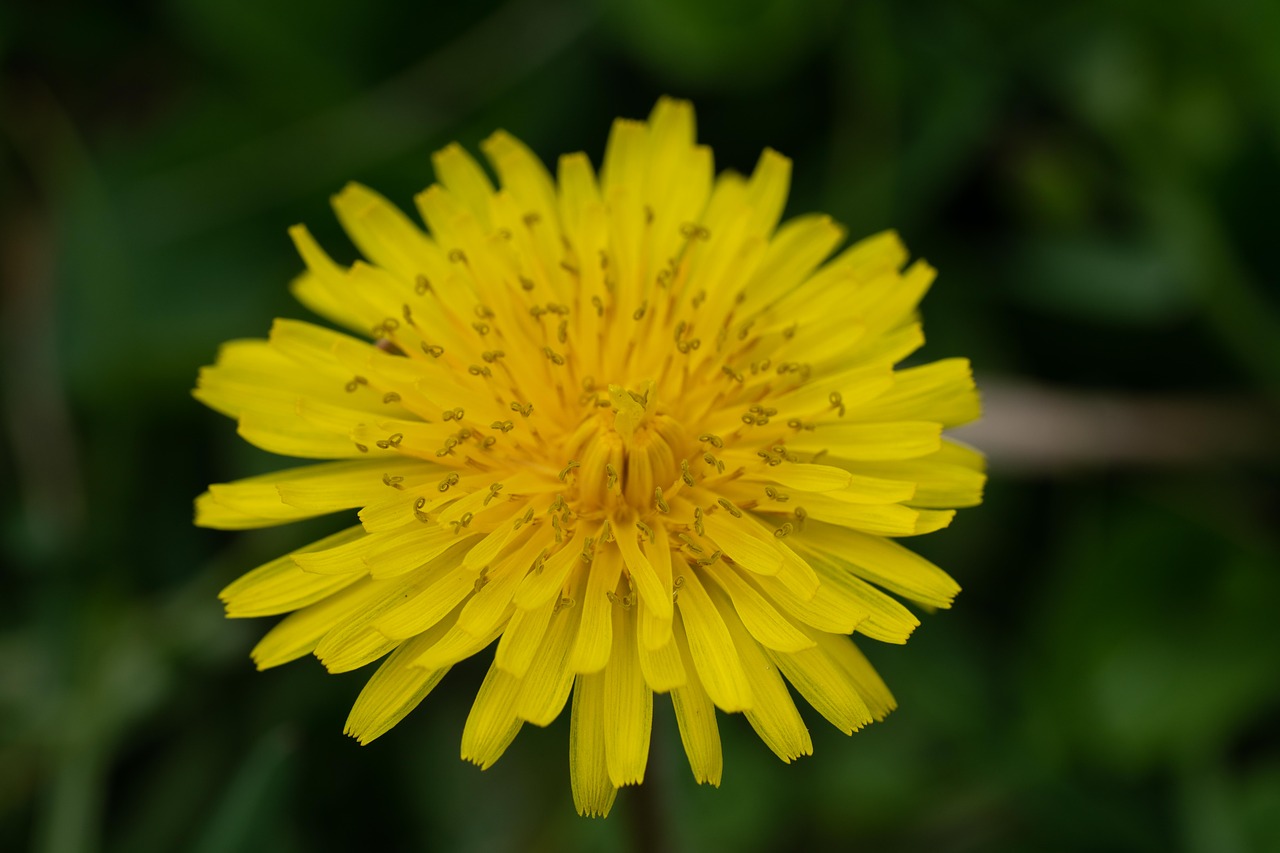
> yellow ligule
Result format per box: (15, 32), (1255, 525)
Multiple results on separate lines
(636, 594), (687, 693)
(569, 672), (617, 818)
(432, 142), (496, 230)
(701, 561), (815, 653)
(669, 617), (723, 786)
(673, 569), (752, 712)
(494, 595), (556, 678)
(847, 358), (980, 428)
(615, 519), (672, 624)
(802, 521), (961, 608)
(344, 623), (456, 744)
(220, 527), (367, 617)
(814, 631), (898, 721)
(568, 543), (620, 674)
(373, 557), (481, 640)
(603, 605), (652, 787)
(455, 531), (544, 637)
(769, 640), (874, 736)
(852, 440), (987, 509)
(701, 512), (784, 577)
(250, 576), (380, 669)
(712, 585), (812, 762)
(786, 421), (943, 461)
(461, 662), (524, 770)
(514, 572), (582, 726)
(639, 525), (676, 650)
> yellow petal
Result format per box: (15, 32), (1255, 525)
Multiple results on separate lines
(407, 608), (511, 672)
(616, 518), (672, 624)
(741, 463), (852, 493)
(701, 512), (783, 577)
(784, 495), (922, 536)
(236, 410), (365, 459)
(365, 545), (473, 639)
(768, 642), (873, 736)
(367, 525), (480, 580)
(460, 661), (524, 770)
(249, 576), (380, 669)
(513, 528), (586, 610)
(636, 595), (687, 693)
(853, 439), (986, 509)
(673, 570), (752, 712)
(712, 585), (812, 763)
(813, 631), (897, 721)
(602, 118), (647, 195)
(603, 605), (652, 787)
(797, 550), (920, 643)
(701, 561), (815, 653)
(645, 97), (697, 201)
(748, 570), (863, 635)
(557, 152), (603, 248)
(313, 584), (409, 673)
(286, 224), (381, 334)
(290, 526), (377, 575)
(860, 259), (936, 336)
(455, 529), (542, 637)
(569, 672), (617, 817)
(220, 527), (366, 617)
(316, 559), (471, 673)
(802, 521), (961, 608)
(568, 542), (620, 674)
(786, 421), (943, 461)
(848, 358), (980, 428)
(194, 491), (286, 531)
(344, 620), (456, 744)
(638, 524), (676, 650)
(197, 460), (396, 530)
(480, 130), (560, 234)
(515, 568), (585, 726)
(742, 148), (791, 238)
(494, 595), (556, 678)
(461, 506), (529, 571)
(331, 182), (435, 281)
(432, 142), (496, 230)
(670, 617), (723, 786)
(737, 213), (846, 318)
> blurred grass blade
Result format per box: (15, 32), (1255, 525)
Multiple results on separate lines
(191, 729), (295, 853)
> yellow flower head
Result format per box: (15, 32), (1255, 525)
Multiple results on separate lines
(195, 98), (984, 817)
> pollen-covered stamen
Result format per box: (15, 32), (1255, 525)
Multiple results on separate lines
(829, 391), (846, 417)
(676, 532), (703, 553)
(716, 497), (743, 518)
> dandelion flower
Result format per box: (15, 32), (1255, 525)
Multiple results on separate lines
(195, 97), (984, 816)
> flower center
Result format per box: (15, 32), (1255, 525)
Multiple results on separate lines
(563, 381), (688, 515)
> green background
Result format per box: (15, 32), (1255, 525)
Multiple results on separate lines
(3, 0), (1279, 850)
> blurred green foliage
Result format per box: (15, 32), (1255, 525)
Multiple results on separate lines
(3, 0), (1278, 850)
